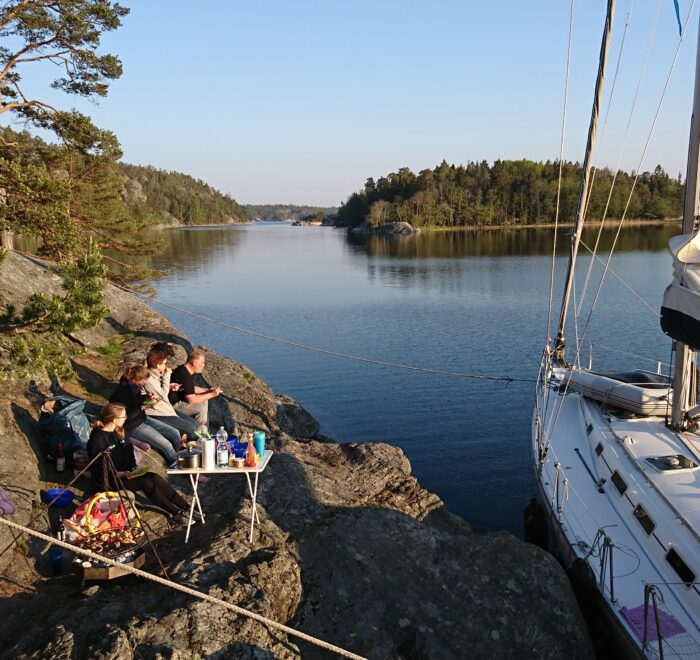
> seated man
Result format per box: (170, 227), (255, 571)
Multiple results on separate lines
(168, 349), (220, 424)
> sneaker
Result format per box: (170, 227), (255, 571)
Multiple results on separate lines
(171, 512), (194, 526)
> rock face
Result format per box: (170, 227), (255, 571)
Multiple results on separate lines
(0, 251), (593, 659)
(350, 221), (420, 235)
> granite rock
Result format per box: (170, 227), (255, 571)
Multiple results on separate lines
(0, 251), (593, 659)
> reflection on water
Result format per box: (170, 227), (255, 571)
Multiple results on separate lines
(16, 222), (680, 534)
(347, 224), (680, 259)
(148, 226), (246, 275)
(146, 222), (678, 535)
(14, 222), (680, 269)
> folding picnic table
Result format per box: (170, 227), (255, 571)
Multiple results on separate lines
(167, 450), (273, 543)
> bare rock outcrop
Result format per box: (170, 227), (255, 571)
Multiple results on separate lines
(0, 251), (593, 659)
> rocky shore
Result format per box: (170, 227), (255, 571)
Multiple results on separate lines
(0, 251), (593, 659)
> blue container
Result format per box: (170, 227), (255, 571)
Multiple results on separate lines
(254, 431), (266, 460)
(49, 548), (63, 575)
(46, 488), (75, 508)
(231, 442), (248, 459)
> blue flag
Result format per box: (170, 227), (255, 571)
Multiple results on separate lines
(674, 0), (682, 36)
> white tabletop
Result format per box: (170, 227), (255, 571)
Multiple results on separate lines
(167, 449), (273, 475)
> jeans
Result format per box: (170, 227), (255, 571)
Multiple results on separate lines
(130, 417), (181, 465)
(149, 411), (198, 440)
(174, 400), (208, 424)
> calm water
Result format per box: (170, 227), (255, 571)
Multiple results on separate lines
(148, 222), (678, 534)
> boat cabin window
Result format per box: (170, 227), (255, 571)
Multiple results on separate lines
(611, 471), (627, 495)
(595, 443), (604, 456)
(633, 504), (655, 535)
(666, 548), (695, 585)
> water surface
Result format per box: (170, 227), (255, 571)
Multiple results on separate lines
(148, 222), (678, 533)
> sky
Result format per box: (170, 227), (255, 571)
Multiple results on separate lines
(5, 1), (700, 205)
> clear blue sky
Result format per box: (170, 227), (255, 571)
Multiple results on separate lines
(6, 1), (700, 205)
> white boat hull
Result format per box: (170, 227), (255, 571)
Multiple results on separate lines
(533, 368), (700, 659)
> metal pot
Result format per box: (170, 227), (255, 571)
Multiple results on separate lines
(177, 447), (202, 469)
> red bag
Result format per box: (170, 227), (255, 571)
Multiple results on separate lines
(64, 492), (136, 542)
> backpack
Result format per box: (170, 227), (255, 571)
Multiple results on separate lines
(38, 395), (91, 458)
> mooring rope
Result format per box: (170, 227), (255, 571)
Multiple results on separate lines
(112, 282), (535, 384)
(0, 517), (366, 660)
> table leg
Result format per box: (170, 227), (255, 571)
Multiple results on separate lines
(245, 472), (261, 542)
(185, 473), (200, 544)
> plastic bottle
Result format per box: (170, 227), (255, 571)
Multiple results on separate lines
(196, 421), (209, 446)
(56, 515), (65, 542)
(55, 441), (66, 473)
(216, 427), (228, 467)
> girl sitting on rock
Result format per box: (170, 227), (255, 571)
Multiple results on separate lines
(87, 403), (193, 526)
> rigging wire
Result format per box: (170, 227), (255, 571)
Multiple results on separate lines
(542, 0), (577, 439)
(575, 0), (695, 353)
(546, 0), (576, 346)
(576, 0), (662, 315)
(579, 238), (660, 318)
(540, 0), (696, 451)
(591, 341), (670, 368)
(112, 282), (536, 384)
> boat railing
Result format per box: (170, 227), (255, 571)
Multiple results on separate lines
(553, 462), (569, 519)
(581, 528), (617, 603)
(643, 584), (665, 660)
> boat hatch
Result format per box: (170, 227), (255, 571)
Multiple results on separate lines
(645, 454), (699, 472)
(633, 504), (656, 535)
(611, 471), (627, 495)
(666, 548), (695, 585)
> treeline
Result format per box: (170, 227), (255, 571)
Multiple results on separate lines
(245, 204), (337, 221)
(2, 127), (248, 233)
(336, 159), (684, 229)
(120, 164), (248, 226)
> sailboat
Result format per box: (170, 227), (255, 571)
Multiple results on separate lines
(533, 1), (700, 657)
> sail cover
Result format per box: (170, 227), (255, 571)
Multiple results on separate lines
(661, 233), (700, 351)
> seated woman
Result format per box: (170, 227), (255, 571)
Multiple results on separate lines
(109, 364), (181, 468)
(87, 403), (192, 525)
(141, 347), (199, 441)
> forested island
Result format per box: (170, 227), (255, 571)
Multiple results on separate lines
(335, 159), (684, 229)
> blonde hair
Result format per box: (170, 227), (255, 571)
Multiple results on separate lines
(95, 403), (126, 439)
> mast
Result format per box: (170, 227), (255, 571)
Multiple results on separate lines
(671, 8), (700, 431)
(554, 0), (616, 364)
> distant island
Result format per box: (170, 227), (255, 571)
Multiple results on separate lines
(334, 159), (684, 230)
(244, 204), (338, 222)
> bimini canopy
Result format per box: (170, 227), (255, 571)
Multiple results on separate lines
(661, 233), (700, 351)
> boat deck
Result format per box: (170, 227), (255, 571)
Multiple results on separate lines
(537, 387), (700, 657)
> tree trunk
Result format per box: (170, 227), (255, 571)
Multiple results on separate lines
(0, 186), (9, 250)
